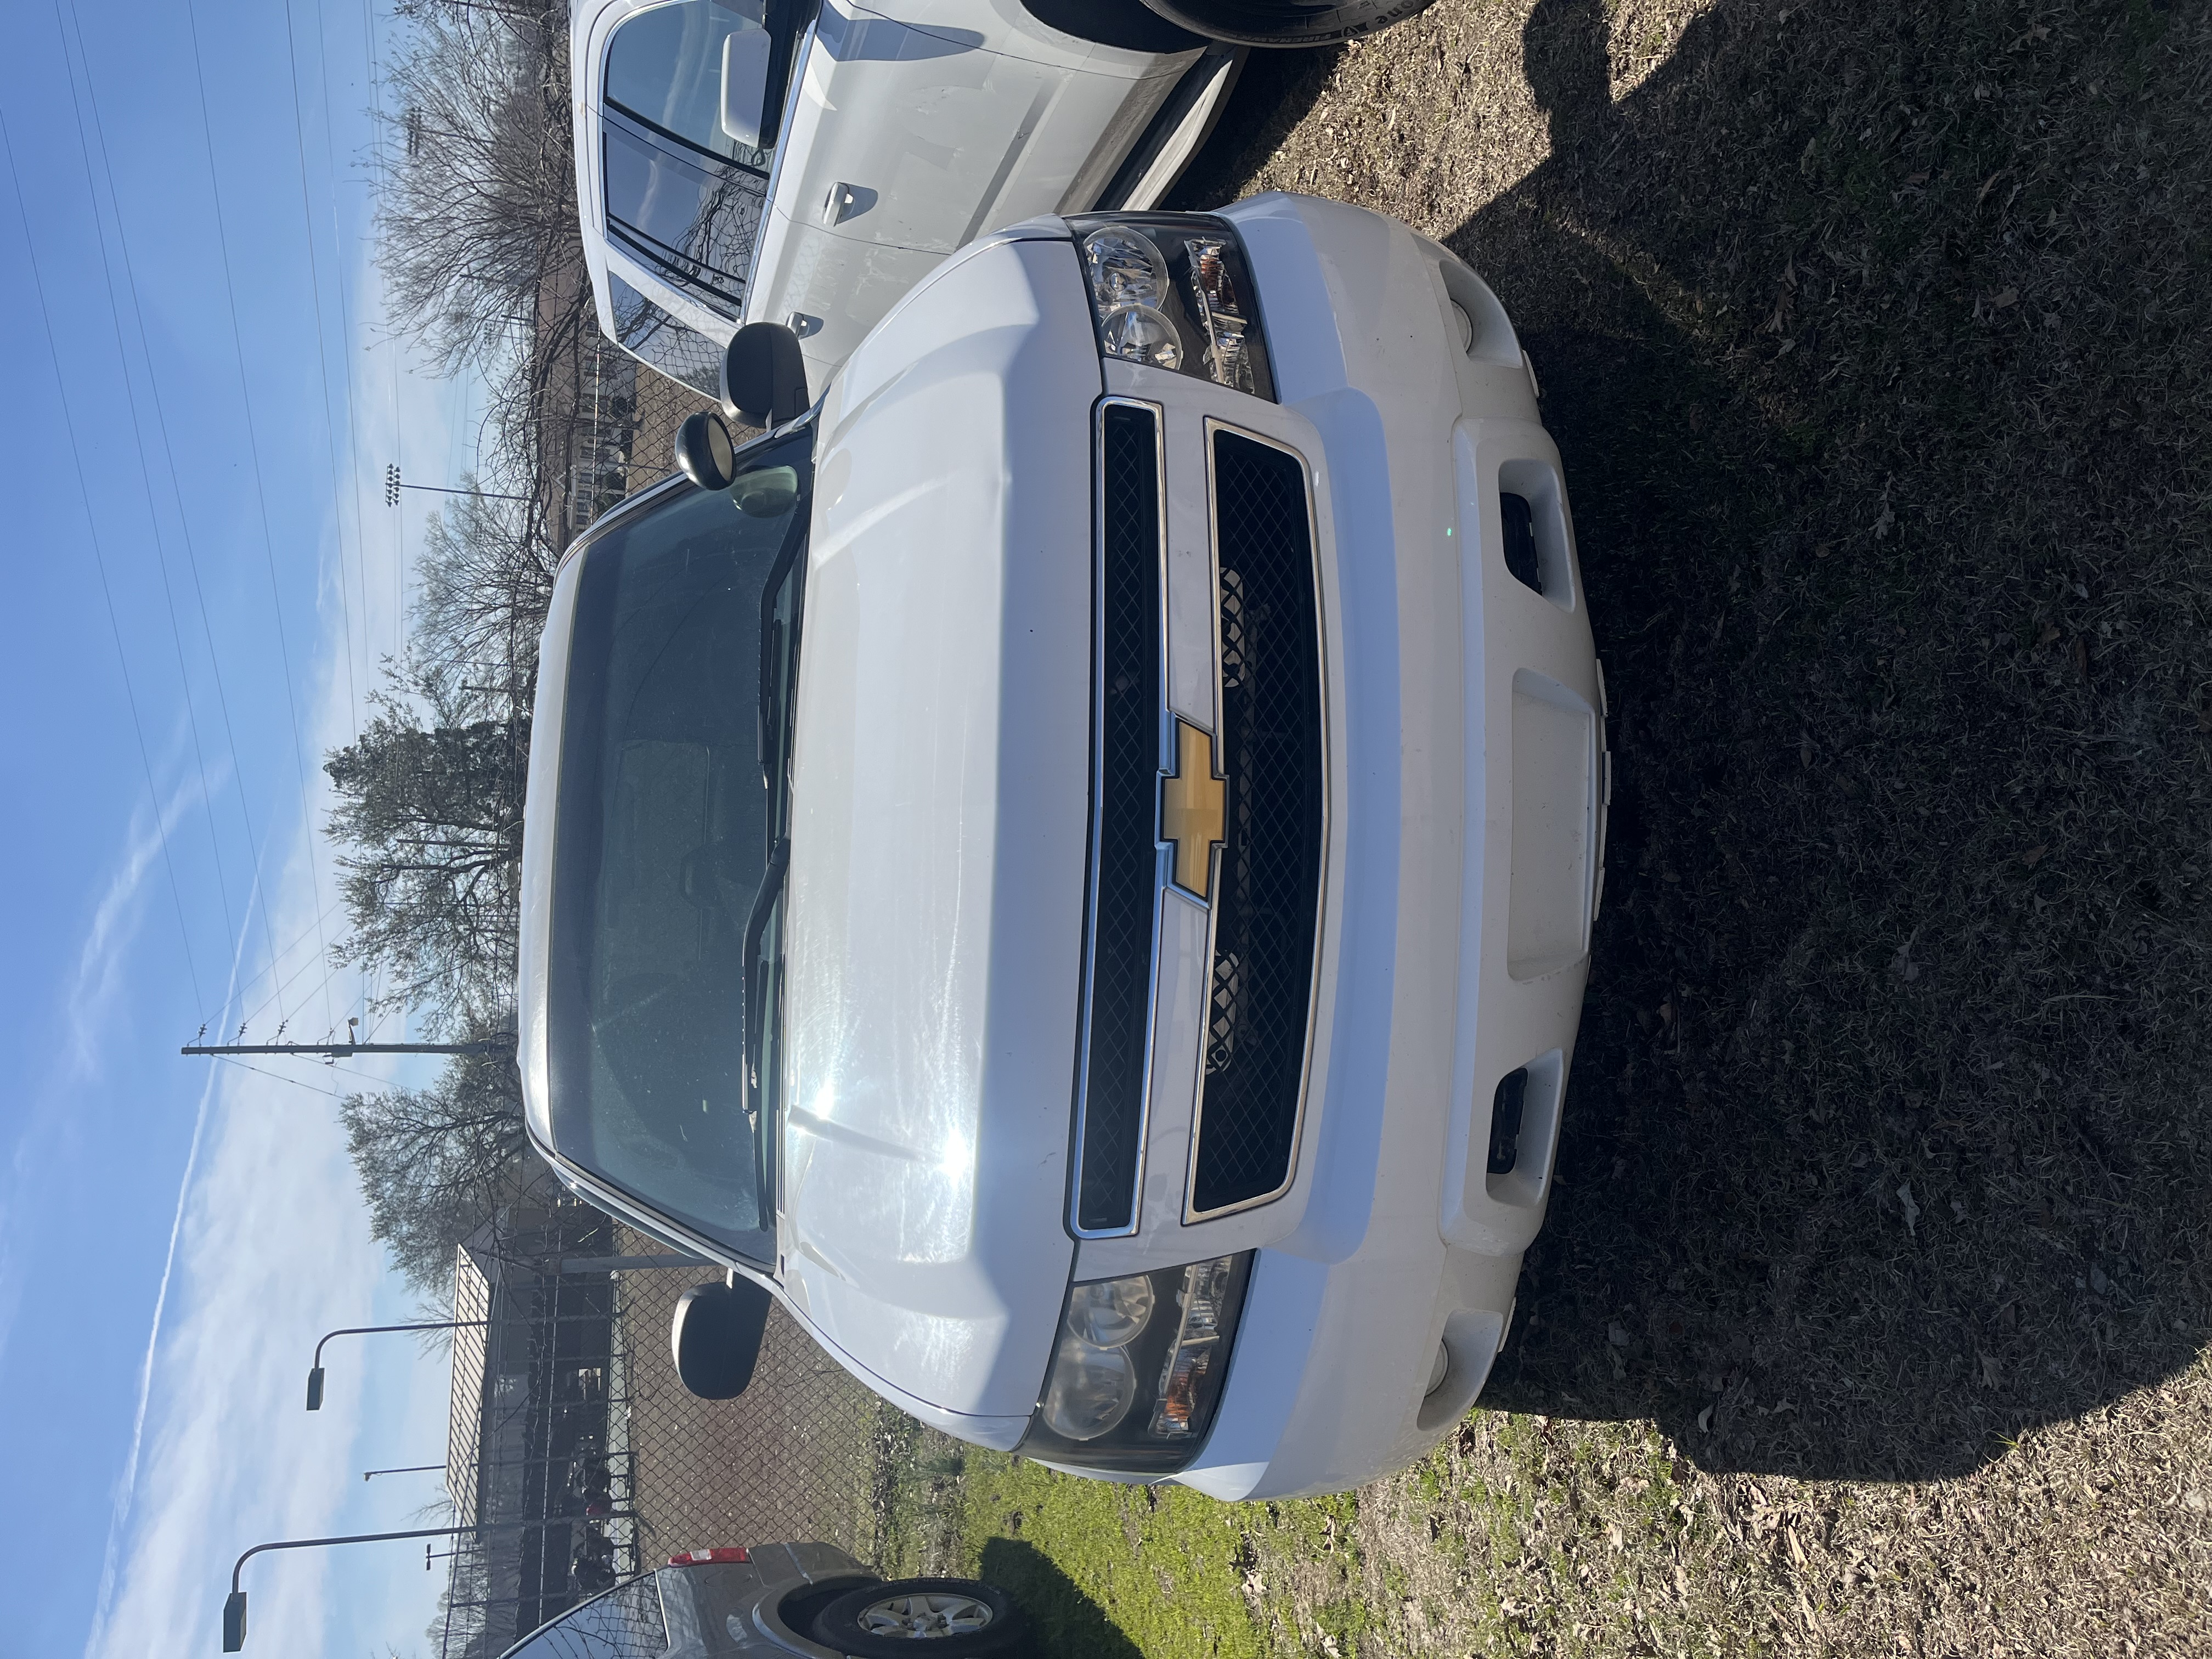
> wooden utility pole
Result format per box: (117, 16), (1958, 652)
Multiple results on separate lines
(181, 1038), (513, 1058)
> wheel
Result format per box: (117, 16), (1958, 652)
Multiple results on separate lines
(1020, 0), (1207, 52)
(809, 1578), (1026, 1657)
(1137, 0), (1438, 46)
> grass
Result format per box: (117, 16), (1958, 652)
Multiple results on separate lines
(895, 0), (2212, 1652)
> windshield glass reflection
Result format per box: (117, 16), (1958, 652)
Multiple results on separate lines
(548, 430), (811, 1257)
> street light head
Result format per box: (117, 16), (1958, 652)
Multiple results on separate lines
(305, 1367), (325, 1412)
(222, 1589), (247, 1651)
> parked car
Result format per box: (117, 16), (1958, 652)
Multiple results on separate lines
(496, 1542), (1025, 1658)
(570, 1), (1442, 393)
(517, 191), (1607, 1498)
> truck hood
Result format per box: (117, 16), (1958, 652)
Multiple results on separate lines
(776, 232), (1098, 1435)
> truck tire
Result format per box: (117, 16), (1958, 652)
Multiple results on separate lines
(809, 1578), (1026, 1657)
(1021, 0), (1207, 52)
(1136, 0), (1438, 46)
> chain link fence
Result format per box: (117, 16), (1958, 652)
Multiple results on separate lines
(612, 1251), (891, 1561)
(544, 326), (723, 550)
(433, 1204), (900, 1659)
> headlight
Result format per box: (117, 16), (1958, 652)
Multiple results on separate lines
(1068, 215), (1276, 402)
(1021, 1253), (1253, 1473)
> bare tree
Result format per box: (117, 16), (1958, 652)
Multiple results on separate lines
(376, 0), (579, 375)
(411, 478), (560, 715)
(340, 1033), (533, 1295)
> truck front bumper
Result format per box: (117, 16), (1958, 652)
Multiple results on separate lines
(1148, 194), (1606, 1500)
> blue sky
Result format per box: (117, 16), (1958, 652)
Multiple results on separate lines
(0, 3), (499, 1655)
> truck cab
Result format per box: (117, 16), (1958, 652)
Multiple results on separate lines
(571, 0), (1243, 391)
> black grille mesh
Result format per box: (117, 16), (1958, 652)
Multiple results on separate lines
(1192, 433), (1323, 1215)
(1075, 405), (1163, 1233)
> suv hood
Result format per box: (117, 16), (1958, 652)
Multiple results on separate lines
(776, 233), (1098, 1437)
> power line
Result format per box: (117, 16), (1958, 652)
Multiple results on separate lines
(304, 0), (379, 714)
(182, 0), (337, 1039)
(52, 3), (241, 989)
(288, 0), (383, 1039)
(207, 1055), (346, 1102)
(60, 1), (289, 1030)
(276, 0), (366, 747)
(1, 108), (207, 1014)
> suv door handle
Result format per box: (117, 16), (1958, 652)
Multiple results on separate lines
(821, 182), (875, 226)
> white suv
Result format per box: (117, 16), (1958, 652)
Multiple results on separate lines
(520, 193), (1606, 1498)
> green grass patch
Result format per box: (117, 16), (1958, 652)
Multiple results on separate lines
(954, 1454), (1267, 1659)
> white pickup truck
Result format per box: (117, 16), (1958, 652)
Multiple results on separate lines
(571, 0), (1441, 392)
(518, 193), (1606, 1498)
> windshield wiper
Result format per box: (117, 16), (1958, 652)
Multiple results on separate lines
(755, 507), (809, 791)
(740, 837), (792, 1193)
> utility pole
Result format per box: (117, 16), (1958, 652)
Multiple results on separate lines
(182, 1039), (513, 1058)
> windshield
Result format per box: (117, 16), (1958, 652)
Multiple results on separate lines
(547, 428), (812, 1260)
(498, 1573), (666, 1659)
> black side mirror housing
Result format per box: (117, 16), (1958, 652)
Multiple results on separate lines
(721, 322), (810, 429)
(674, 411), (738, 490)
(670, 1272), (772, 1399)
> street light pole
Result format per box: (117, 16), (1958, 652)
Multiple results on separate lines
(306, 1321), (489, 1411)
(223, 1516), (636, 1651)
(363, 1463), (448, 1482)
(384, 462), (531, 503)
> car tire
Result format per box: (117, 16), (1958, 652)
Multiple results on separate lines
(809, 1578), (1026, 1658)
(1020, 0), (1208, 53)
(1136, 0), (1438, 46)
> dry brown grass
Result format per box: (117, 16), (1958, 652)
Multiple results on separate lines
(1161, 0), (2212, 1650)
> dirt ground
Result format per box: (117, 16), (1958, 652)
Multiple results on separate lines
(1153, 0), (2212, 1652)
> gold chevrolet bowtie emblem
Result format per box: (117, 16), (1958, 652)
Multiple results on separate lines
(1160, 719), (1225, 900)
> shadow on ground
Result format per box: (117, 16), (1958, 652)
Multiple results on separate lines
(1457, 0), (2212, 1482)
(978, 1537), (1144, 1659)
(1193, 0), (2212, 1483)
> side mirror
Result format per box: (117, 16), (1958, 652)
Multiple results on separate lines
(719, 25), (772, 149)
(670, 1273), (772, 1400)
(721, 323), (810, 430)
(674, 411), (737, 490)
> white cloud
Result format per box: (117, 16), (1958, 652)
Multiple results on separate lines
(0, 760), (210, 1395)
(82, 251), (487, 1659)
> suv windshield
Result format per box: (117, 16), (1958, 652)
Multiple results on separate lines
(547, 428), (811, 1260)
